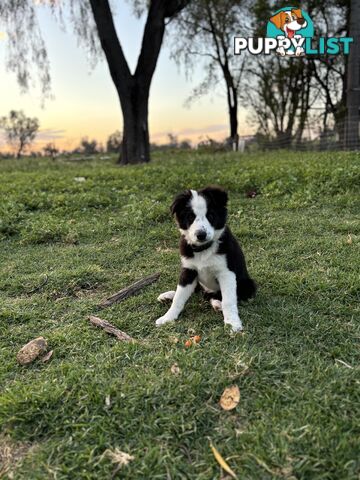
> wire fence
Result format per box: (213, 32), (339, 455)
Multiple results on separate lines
(242, 121), (360, 152)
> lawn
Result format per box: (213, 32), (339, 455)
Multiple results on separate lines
(0, 150), (359, 479)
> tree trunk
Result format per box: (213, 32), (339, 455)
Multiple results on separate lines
(89, 0), (190, 165)
(345, 0), (360, 149)
(224, 66), (239, 151)
(120, 84), (150, 164)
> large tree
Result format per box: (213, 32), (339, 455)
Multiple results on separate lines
(0, 0), (190, 164)
(0, 110), (39, 158)
(171, 0), (248, 151)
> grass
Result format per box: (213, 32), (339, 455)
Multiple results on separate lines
(0, 150), (359, 479)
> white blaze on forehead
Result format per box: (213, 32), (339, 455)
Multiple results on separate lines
(190, 190), (207, 217)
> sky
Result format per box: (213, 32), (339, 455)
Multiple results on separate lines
(0, 1), (253, 152)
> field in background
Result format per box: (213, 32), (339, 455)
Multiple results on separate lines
(0, 151), (359, 479)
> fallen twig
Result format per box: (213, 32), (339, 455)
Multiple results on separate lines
(25, 275), (48, 294)
(99, 272), (160, 308)
(88, 316), (133, 342)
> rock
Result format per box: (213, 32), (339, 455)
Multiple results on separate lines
(17, 337), (48, 365)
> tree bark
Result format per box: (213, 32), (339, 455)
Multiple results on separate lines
(89, 0), (190, 164)
(345, 0), (360, 149)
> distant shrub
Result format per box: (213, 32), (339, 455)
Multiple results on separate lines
(106, 130), (122, 153)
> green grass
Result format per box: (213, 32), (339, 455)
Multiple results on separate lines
(0, 150), (359, 479)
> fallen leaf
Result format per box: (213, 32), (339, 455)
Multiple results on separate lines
(192, 335), (201, 344)
(210, 442), (238, 479)
(347, 234), (352, 244)
(104, 448), (134, 469)
(17, 337), (48, 365)
(105, 395), (111, 408)
(219, 385), (240, 411)
(41, 350), (53, 363)
(170, 363), (181, 375)
(184, 340), (192, 348)
(169, 335), (179, 344)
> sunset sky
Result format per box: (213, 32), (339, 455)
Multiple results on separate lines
(0, 1), (253, 153)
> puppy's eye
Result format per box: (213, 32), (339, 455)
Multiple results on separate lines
(186, 212), (195, 224)
(285, 18), (289, 23)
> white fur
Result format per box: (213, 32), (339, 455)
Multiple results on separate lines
(155, 281), (197, 326)
(210, 299), (222, 312)
(157, 291), (175, 302)
(179, 190), (215, 246)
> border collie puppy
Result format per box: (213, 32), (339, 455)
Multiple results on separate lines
(156, 186), (256, 332)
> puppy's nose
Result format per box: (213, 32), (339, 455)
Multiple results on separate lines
(196, 230), (207, 242)
(297, 17), (305, 25)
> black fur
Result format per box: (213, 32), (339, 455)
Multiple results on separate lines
(179, 268), (198, 286)
(217, 226), (257, 301)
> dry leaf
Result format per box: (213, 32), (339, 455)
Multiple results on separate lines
(347, 234), (352, 244)
(17, 337), (48, 365)
(170, 363), (181, 375)
(184, 340), (192, 348)
(41, 350), (53, 363)
(210, 442), (238, 479)
(192, 335), (201, 344)
(105, 395), (111, 408)
(104, 448), (134, 468)
(169, 336), (179, 344)
(219, 385), (240, 411)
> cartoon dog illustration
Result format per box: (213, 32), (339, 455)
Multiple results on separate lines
(270, 8), (308, 56)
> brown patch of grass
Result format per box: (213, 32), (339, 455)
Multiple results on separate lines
(0, 435), (35, 478)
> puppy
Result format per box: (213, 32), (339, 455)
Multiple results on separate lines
(156, 186), (256, 332)
(270, 8), (307, 56)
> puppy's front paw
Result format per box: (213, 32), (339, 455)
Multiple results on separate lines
(155, 314), (176, 327)
(224, 317), (243, 333)
(157, 291), (176, 303)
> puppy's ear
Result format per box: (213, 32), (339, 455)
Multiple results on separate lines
(270, 11), (284, 30)
(291, 8), (302, 19)
(170, 190), (192, 216)
(200, 186), (228, 207)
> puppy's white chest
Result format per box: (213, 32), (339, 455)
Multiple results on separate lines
(198, 267), (219, 292)
(182, 249), (227, 292)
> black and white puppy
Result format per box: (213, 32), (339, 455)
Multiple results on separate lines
(156, 186), (256, 332)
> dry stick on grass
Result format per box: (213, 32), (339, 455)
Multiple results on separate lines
(25, 275), (48, 294)
(99, 272), (160, 308)
(89, 316), (133, 342)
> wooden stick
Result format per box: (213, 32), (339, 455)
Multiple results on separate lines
(89, 316), (133, 342)
(99, 272), (160, 308)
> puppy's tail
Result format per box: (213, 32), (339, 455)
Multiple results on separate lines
(237, 277), (257, 301)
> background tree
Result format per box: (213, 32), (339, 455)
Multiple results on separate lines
(106, 130), (122, 154)
(0, 110), (39, 158)
(80, 137), (99, 155)
(43, 142), (59, 160)
(172, 0), (248, 151)
(0, 0), (190, 165)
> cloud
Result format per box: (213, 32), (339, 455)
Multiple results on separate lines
(36, 128), (67, 142)
(152, 123), (228, 140)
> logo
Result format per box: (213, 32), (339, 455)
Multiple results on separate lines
(234, 6), (353, 57)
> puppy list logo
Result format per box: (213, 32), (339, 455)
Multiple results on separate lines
(234, 6), (353, 57)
